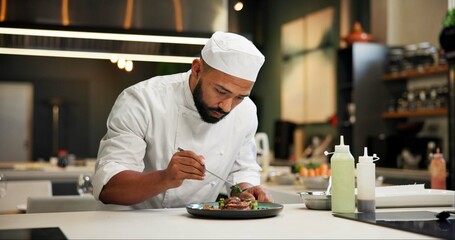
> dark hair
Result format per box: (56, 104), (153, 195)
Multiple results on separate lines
(200, 58), (214, 73)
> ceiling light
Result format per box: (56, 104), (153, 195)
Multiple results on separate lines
(0, 48), (195, 64)
(125, 60), (134, 72)
(0, 27), (207, 64)
(117, 58), (126, 69)
(234, 1), (244, 11)
(110, 55), (119, 63)
(0, 27), (209, 45)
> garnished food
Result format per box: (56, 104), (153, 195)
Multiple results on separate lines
(230, 184), (243, 194)
(202, 197), (259, 210)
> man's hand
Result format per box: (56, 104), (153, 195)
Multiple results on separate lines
(162, 149), (206, 189)
(99, 150), (206, 205)
(233, 184), (273, 202)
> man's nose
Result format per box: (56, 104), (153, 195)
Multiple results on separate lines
(218, 98), (233, 113)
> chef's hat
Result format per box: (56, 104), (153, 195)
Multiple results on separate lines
(201, 31), (265, 82)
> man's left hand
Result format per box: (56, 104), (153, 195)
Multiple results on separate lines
(235, 184), (273, 203)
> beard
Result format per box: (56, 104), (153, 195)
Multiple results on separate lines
(193, 81), (229, 124)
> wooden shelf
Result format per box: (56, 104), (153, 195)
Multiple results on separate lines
(382, 108), (448, 118)
(382, 64), (448, 81)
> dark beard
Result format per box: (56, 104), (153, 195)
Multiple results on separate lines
(193, 81), (229, 124)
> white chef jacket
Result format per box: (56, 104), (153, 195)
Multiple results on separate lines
(93, 70), (261, 209)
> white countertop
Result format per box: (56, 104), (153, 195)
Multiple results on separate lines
(0, 204), (450, 239)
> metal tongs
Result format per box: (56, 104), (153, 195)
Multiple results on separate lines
(177, 147), (243, 193)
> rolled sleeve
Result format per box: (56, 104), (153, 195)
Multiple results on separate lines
(93, 161), (130, 199)
(92, 88), (148, 200)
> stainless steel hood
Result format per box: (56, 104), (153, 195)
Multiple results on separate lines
(0, 0), (228, 62)
(1, 0), (228, 33)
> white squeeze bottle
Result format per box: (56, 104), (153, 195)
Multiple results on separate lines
(330, 135), (355, 213)
(356, 147), (376, 213)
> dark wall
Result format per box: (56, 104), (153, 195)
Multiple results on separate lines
(0, 55), (190, 160)
(251, 0), (342, 144)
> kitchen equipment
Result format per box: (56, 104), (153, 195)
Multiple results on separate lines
(255, 132), (270, 172)
(375, 184), (455, 208)
(0, 227), (68, 240)
(298, 176), (332, 210)
(76, 174), (93, 196)
(356, 147), (377, 213)
(177, 147), (241, 192)
(334, 211), (455, 239)
(435, 210), (455, 220)
(328, 136), (355, 213)
(186, 202), (284, 219)
(429, 148), (447, 190)
(343, 22), (374, 45)
(273, 121), (296, 160)
(299, 191), (331, 210)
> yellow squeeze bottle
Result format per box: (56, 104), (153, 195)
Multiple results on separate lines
(330, 135), (355, 213)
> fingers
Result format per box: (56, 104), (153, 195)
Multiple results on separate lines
(243, 186), (274, 203)
(168, 149), (206, 180)
(177, 149), (205, 167)
(239, 191), (256, 201)
(256, 191), (273, 202)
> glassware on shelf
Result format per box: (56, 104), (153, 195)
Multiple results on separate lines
(389, 84), (448, 114)
(77, 174), (93, 196)
(387, 47), (405, 73)
(403, 44), (418, 70)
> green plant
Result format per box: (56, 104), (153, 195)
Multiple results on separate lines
(443, 8), (455, 28)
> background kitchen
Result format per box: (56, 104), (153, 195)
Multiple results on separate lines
(0, 0), (453, 192)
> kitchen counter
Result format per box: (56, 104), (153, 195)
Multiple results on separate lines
(0, 162), (95, 195)
(0, 162), (94, 183)
(0, 204), (451, 239)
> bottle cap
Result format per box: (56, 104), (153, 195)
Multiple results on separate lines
(359, 147), (374, 163)
(334, 135), (350, 153)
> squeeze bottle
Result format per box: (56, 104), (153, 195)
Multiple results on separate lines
(429, 148), (446, 190)
(330, 136), (355, 213)
(356, 147), (376, 213)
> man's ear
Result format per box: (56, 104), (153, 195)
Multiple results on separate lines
(191, 59), (202, 77)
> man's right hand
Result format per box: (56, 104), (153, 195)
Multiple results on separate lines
(162, 149), (206, 189)
(98, 150), (206, 205)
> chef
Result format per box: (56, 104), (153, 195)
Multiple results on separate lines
(93, 31), (273, 209)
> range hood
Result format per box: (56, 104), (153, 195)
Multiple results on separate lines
(0, 0), (228, 63)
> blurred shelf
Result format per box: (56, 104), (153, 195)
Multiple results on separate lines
(382, 64), (448, 81)
(382, 108), (448, 118)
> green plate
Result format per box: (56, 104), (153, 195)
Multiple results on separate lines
(186, 202), (284, 219)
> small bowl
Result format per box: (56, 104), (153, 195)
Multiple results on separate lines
(298, 191), (331, 210)
(275, 173), (296, 185)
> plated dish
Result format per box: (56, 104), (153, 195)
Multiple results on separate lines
(186, 202), (284, 219)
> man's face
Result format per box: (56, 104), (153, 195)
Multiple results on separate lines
(193, 80), (227, 124)
(191, 62), (254, 124)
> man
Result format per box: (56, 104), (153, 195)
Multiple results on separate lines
(93, 31), (272, 209)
